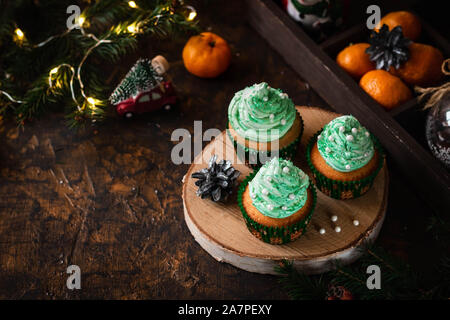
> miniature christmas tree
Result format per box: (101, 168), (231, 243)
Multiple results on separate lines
(109, 59), (163, 105)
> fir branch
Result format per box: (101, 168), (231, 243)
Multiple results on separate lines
(14, 75), (62, 125)
(275, 261), (329, 300)
(433, 255), (450, 299)
(366, 248), (396, 272)
(275, 243), (448, 300)
(427, 211), (450, 245)
(90, 32), (138, 62)
(331, 245), (422, 300)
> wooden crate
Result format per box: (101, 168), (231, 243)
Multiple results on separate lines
(246, 0), (450, 213)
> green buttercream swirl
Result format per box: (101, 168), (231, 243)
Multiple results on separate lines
(248, 157), (309, 218)
(228, 82), (296, 142)
(317, 115), (374, 172)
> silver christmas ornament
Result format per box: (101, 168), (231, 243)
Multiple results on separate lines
(425, 92), (450, 168)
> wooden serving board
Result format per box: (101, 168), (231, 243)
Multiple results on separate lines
(182, 107), (388, 275)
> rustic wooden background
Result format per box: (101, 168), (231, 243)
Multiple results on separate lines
(0, 0), (442, 299)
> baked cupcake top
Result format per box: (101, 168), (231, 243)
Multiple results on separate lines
(248, 157), (309, 218)
(317, 115), (374, 172)
(228, 82), (296, 142)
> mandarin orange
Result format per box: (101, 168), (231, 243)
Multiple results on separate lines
(336, 43), (375, 79)
(390, 42), (444, 86)
(375, 11), (421, 41)
(360, 70), (412, 110)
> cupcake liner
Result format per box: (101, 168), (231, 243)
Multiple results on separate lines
(227, 111), (304, 169)
(237, 170), (316, 245)
(306, 130), (385, 200)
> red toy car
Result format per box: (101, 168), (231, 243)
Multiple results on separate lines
(115, 81), (176, 118)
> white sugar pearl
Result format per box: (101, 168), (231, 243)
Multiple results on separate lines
(352, 127), (358, 134)
(283, 167), (290, 173)
(318, 134), (322, 140)
(289, 194), (295, 200)
(345, 164), (351, 170)
(328, 135), (334, 142)
(331, 215), (338, 222)
(335, 226), (341, 233)
(339, 126), (345, 132)
(353, 220), (360, 226)
(263, 96), (268, 102)
(282, 206), (288, 210)
(270, 114), (274, 120)
(364, 152), (369, 157)
(281, 119), (286, 125)
(319, 228), (326, 235)
(262, 189), (269, 195)
(346, 135), (354, 142)
(267, 204), (274, 210)
(325, 147), (331, 153)
(365, 131), (370, 137)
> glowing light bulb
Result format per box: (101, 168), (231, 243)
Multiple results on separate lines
(50, 67), (59, 75)
(15, 28), (24, 39)
(127, 24), (137, 34)
(128, 1), (137, 8)
(87, 97), (97, 105)
(185, 6), (197, 21)
(78, 16), (85, 26)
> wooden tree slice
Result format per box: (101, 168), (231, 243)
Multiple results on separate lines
(182, 106), (388, 275)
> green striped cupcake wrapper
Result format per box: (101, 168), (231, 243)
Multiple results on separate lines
(227, 111), (304, 169)
(237, 169), (317, 245)
(306, 130), (385, 200)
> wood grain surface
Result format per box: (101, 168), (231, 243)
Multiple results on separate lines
(183, 107), (388, 274)
(0, 0), (443, 299)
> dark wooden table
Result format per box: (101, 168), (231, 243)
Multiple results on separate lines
(0, 0), (441, 299)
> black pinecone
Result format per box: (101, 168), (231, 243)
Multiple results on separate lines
(366, 24), (411, 71)
(191, 155), (240, 202)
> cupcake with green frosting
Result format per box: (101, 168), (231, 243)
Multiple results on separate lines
(227, 82), (303, 168)
(238, 157), (316, 244)
(306, 115), (384, 199)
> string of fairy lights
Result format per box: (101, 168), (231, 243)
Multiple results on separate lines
(0, 0), (197, 115)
